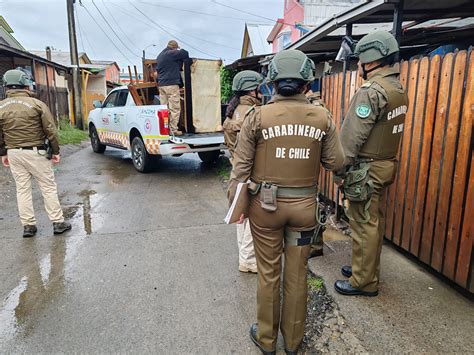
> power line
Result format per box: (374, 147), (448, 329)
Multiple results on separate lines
(101, 0), (141, 52)
(138, 0), (272, 23)
(90, 0), (141, 58)
(75, 6), (86, 53)
(75, 5), (97, 57)
(80, 2), (134, 63)
(110, 2), (240, 51)
(211, 0), (297, 28)
(127, 0), (221, 59)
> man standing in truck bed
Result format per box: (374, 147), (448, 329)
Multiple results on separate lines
(156, 40), (189, 136)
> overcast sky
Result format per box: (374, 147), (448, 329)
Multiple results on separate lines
(0, 0), (284, 71)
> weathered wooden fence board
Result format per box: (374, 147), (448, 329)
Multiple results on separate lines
(320, 50), (473, 292)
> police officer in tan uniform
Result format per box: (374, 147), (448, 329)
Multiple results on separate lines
(0, 69), (71, 238)
(223, 70), (263, 273)
(334, 31), (408, 296)
(228, 50), (344, 354)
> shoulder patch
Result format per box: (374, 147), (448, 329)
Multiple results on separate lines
(355, 104), (371, 119)
(361, 81), (373, 89)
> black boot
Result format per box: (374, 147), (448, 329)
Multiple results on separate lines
(23, 225), (37, 238)
(334, 280), (378, 297)
(341, 265), (352, 278)
(249, 323), (275, 355)
(53, 221), (72, 235)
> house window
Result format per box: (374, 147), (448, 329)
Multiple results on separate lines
(279, 32), (292, 51)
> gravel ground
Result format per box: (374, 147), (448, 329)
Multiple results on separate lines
(216, 156), (366, 353)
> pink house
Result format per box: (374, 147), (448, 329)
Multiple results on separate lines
(267, 0), (361, 53)
(267, 0), (304, 53)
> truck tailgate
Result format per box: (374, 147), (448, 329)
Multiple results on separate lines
(171, 132), (224, 146)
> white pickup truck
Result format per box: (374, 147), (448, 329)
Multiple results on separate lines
(87, 86), (226, 172)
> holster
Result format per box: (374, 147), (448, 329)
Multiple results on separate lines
(341, 161), (374, 223)
(259, 183), (278, 212)
(45, 139), (53, 160)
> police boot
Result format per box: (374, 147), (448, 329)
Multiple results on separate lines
(334, 280), (378, 297)
(249, 323), (275, 355)
(341, 265), (352, 278)
(23, 225), (37, 238)
(53, 221), (72, 235)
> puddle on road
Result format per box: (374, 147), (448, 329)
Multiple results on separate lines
(0, 189), (102, 345)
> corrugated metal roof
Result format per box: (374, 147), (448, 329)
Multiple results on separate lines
(302, 0), (363, 27)
(246, 23), (274, 56)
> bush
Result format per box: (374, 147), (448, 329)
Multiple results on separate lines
(220, 66), (236, 104)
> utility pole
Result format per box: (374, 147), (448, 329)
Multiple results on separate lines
(67, 0), (83, 130)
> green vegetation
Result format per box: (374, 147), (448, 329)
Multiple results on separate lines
(58, 118), (89, 145)
(220, 66), (236, 103)
(307, 276), (325, 290)
(216, 157), (231, 180)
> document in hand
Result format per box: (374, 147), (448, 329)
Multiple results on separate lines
(224, 182), (249, 224)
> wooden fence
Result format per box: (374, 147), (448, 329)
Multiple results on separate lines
(320, 49), (473, 293)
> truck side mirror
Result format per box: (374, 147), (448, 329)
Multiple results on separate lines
(93, 100), (102, 109)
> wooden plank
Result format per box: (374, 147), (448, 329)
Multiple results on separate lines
(444, 50), (473, 279)
(344, 71), (352, 118)
(411, 55), (442, 256)
(455, 153), (474, 289)
(401, 57), (428, 251)
(385, 60), (409, 242)
(420, 53), (455, 264)
(392, 59), (416, 246)
(431, 51), (468, 272)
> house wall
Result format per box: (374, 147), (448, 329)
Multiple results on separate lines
(272, 0), (304, 53)
(105, 65), (120, 83)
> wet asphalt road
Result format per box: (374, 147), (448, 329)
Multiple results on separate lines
(0, 145), (260, 353)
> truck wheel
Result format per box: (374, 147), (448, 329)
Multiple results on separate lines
(90, 125), (106, 154)
(131, 136), (152, 173)
(198, 151), (221, 164)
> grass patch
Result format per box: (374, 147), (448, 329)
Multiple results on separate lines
(58, 120), (89, 145)
(308, 276), (325, 290)
(216, 157), (231, 180)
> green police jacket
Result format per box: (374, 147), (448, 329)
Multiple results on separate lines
(0, 90), (60, 156)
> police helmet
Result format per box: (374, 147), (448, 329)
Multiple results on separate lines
(267, 50), (315, 82)
(232, 70), (263, 91)
(354, 30), (399, 64)
(2, 69), (31, 87)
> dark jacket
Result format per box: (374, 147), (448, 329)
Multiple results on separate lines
(156, 48), (190, 87)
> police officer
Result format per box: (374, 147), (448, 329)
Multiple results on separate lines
(334, 30), (408, 296)
(0, 69), (72, 238)
(223, 70), (263, 273)
(228, 50), (344, 354)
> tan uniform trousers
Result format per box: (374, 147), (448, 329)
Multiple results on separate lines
(8, 148), (64, 226)
(159, 85), (181, 133)
(236, 218), (256, 269)
(249, 195), (315, 351)
(348, 160), (397, 292)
